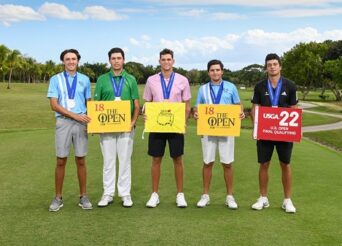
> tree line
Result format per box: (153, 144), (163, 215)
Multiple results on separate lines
(0, 40), (341, 101)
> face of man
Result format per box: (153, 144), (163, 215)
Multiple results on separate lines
(159, 54), (174, 73)
(266, 59), (281, 77)
(63, 52), (78, 74)
(208, 64), (224, 83)
(109, 52), (124, 72)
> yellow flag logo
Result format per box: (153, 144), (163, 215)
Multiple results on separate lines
(197, 104), (241, 136)
(87, 101), (131, 133)
(145, 102), (185, 133)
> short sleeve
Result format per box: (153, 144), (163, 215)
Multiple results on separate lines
(231, 85), (241, 104)
(251, 84), (260, 104)
(143, 79), (153, 102)
(182, 78), (191, 101)
(47, 75), (59, 99)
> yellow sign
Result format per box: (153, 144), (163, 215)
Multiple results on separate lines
(197, 104), (241, 136)
(87, 101), (131, 133)
(144, 102), (185, 133)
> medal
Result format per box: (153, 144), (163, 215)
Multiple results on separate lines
(63, 71), (77, 108)
(67, 99), (75, 108)
(267, 77), (283, 107)
(210, 81), (224, 104)
(160, 72), (175, 100)
(110, 74), (124, 100)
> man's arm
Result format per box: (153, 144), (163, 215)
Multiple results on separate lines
(50, 98), (90, 123)
(131, 99), (140, 129)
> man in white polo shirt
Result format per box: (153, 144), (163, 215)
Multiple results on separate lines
(47, 49), (92, 212)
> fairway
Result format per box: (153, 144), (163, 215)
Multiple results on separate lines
(0, 83), (342, 245)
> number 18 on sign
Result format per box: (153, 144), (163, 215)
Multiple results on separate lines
(253, 106), (302, 142)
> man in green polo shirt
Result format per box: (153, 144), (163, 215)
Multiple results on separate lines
(94, 47), (140, 208)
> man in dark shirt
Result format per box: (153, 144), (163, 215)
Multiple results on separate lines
(250, 53), (297, 213)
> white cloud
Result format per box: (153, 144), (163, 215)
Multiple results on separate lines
(130, 55), (157, 65)
(243, 27), (321, 46)
(178, 9), (206, 17)
(323, 29), (342, 39)
(149, 27), (342, 69)
(83, 6), (126, 20)
(38, 2), (86, 20)
(0, 4), (44, 26)
(129, 35), (152, 48)
(212, 12), (246, 20)
(38, 3), (126, 21)
(129, 38), (140, 46)
(142, 35), (151, 41)
(145, 0), (341, 7)
(159, 34), (240, 56)
(269, 7), (342, 17)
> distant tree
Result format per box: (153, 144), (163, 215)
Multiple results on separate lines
(198, 70), (209, 84)
(78, 66), (95, 83)
(142, 65), (156, 84)
(237, 64), (265, 87)
(6, 49), (21, 89)
(186, 69), (200, 85)
(0, 44), (10, 83)
(41, 60), (56, 83)
(324, 58), (342, 101)
(282, 42), (328, 100)
(82, 62), (108, 82)
(125, 62), (145, 84)
(324, 40), (342, 61)
(173, 67), (187, 77)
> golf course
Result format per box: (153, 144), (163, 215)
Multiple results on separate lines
(0, 83), (341, 245)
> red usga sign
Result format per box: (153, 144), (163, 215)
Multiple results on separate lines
(253, 106), (302, 142)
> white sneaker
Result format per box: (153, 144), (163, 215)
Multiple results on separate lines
(226, 195), (238, 209)
(197, 194), (210, 208)
(97, 195), (113, 207)
(122, 195), (133, 208)
(176, 193), (187, 208)
(282, 199), (296, 213)
(251, 196), (270, 210)
(146, 192), (160, 208)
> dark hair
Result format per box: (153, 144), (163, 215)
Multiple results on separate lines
(265, 53), (281, 66)
(60, 49), (81, 61)
(207, 59), (224, 71)
(108, 47), (125, 59)
(159, 48), (174, 59)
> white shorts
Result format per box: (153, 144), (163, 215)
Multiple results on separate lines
(201, 136), (235, 165)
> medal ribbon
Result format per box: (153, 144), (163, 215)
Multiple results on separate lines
(160, 72), (175, 100)
(267, 77), (282, 107)
(63, 71), (77, 99)
(209, 81), (224, 104)
(109, 75), (125, 98)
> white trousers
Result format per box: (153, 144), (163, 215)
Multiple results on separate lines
(100, 129), (135, 197)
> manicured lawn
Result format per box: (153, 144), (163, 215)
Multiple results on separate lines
(304, 129), (342, 151)
(1, 125), (342, 245)
(0, 83), (341, 245)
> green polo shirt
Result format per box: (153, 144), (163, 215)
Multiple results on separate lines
(94, 69), (139, 115)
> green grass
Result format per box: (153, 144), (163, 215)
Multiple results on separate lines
(1, 83), (341, 131)
(304, 129), (342, 151)
(297, 89), (337, 102)
(1, 83), (342, 245)
(1, 124), (342, 245)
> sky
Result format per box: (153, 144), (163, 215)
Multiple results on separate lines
(0, 0), (342, 71)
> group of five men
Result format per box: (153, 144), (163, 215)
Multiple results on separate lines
(47, 48), (297, 214)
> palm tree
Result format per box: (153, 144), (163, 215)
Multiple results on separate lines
(6, 49), (21, 89)
(42, 60), (56, 83)
(0, 44), (10, 83)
